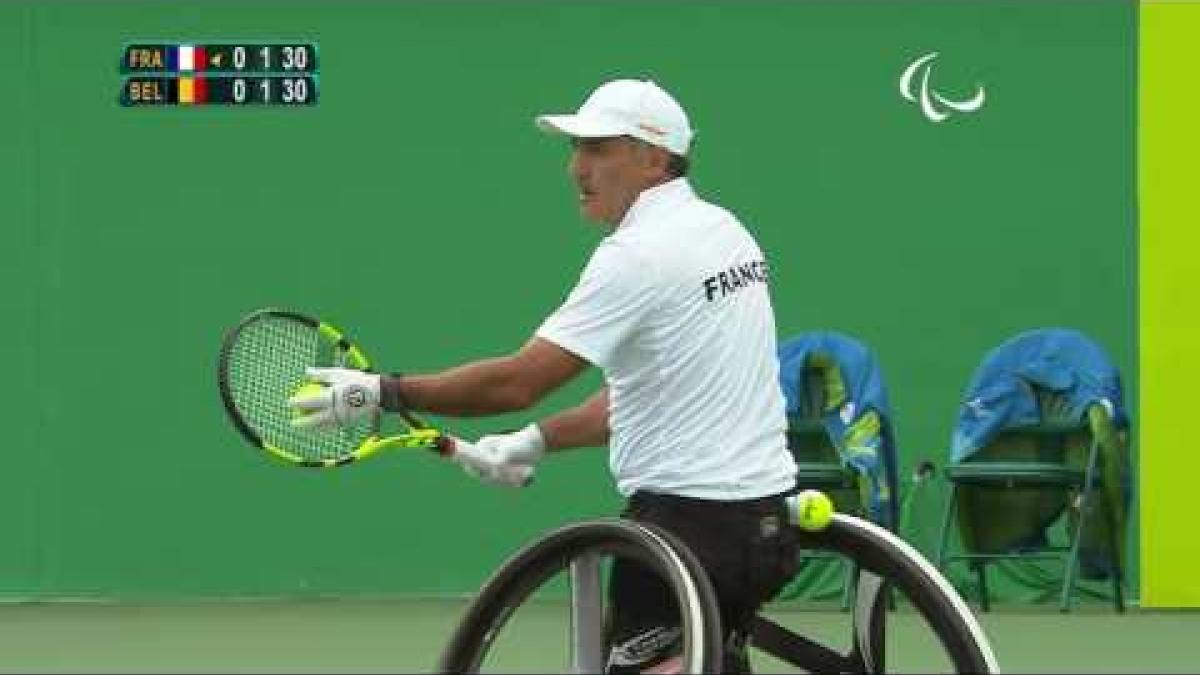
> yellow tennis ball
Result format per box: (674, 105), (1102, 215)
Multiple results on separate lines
(289, 381), (325, 415)
(795, 489), (834, 532)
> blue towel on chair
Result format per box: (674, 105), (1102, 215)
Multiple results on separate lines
(778, 331), (900, 528)
(950, 327), (1129, 464)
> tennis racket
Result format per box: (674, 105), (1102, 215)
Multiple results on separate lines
(217, 307), (532, 484)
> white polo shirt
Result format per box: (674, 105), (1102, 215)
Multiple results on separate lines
(536, 178), (797, 500)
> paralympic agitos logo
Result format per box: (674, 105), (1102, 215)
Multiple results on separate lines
(899, 52), (986, 123)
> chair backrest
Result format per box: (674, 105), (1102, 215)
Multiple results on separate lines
(950, 326), (1129, 466)
(785, 364), (841, 466)
(954, 385), (1098, 554)
(973, 386), (1093, 467)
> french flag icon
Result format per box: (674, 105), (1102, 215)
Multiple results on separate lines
(167, 44), (206, 72)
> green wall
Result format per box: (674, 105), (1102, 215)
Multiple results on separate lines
(1, 5), (40, 596)
(0, 1), (1135, 600)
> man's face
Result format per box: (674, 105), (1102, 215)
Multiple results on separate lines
(568, 137), (667, 227)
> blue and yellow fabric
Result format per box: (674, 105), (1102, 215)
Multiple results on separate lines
(777, 331), (900, 530)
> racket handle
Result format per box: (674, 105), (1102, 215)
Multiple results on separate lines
(443, 435), (535, 488)
(433, 434), (456, 457)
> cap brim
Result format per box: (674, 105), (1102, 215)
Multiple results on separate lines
(535, 114), (629, 139)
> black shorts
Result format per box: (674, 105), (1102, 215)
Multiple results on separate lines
(604, 490), (799, 673)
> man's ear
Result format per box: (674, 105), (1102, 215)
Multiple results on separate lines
(638, 142), (671, 179)
(652, 146), (672, 176)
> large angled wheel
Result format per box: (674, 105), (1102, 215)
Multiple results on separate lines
(436, 518), (724, 674)
(752, 505), (1001, 674)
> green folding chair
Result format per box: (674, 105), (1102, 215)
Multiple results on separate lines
(935, 388), (1127, 613)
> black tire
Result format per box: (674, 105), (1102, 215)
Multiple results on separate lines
(781, 513), (1000, 673)
(436, 518), (724, 674)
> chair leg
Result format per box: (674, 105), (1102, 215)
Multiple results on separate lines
(1061, 494), (1086, 613)
(1099, 468), (1127, 614)
(1112, 568), (1125, 613)
(1064, 442), (1103, 613)
(974, 561), (991, 613)
(936, 483), (974, 609)
(936, 483), (957, 571)
(1103, 496), (1126, 614)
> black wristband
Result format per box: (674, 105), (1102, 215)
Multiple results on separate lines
(380, 373), (411, 413)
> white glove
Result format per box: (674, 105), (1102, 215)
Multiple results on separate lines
(450, 436), (535, 488)
(288, 366), (381, 429)
(474, 424), (547, 466)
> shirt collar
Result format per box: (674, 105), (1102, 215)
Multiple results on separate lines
(617, 177), (695, 230)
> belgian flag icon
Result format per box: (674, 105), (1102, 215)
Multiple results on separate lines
(177, 76), (208, 105)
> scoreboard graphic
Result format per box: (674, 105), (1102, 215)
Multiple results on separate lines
(120, 42), (319, 106)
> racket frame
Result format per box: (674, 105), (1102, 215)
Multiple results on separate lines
(218, 307), (446, 468)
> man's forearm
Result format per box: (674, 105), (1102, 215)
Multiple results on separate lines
(380, 337), (591, 418)
(538, 388), (610, 451)
(382, 356), (534, 417)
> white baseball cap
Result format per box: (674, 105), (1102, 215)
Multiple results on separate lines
(535, 79), (694, 156)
